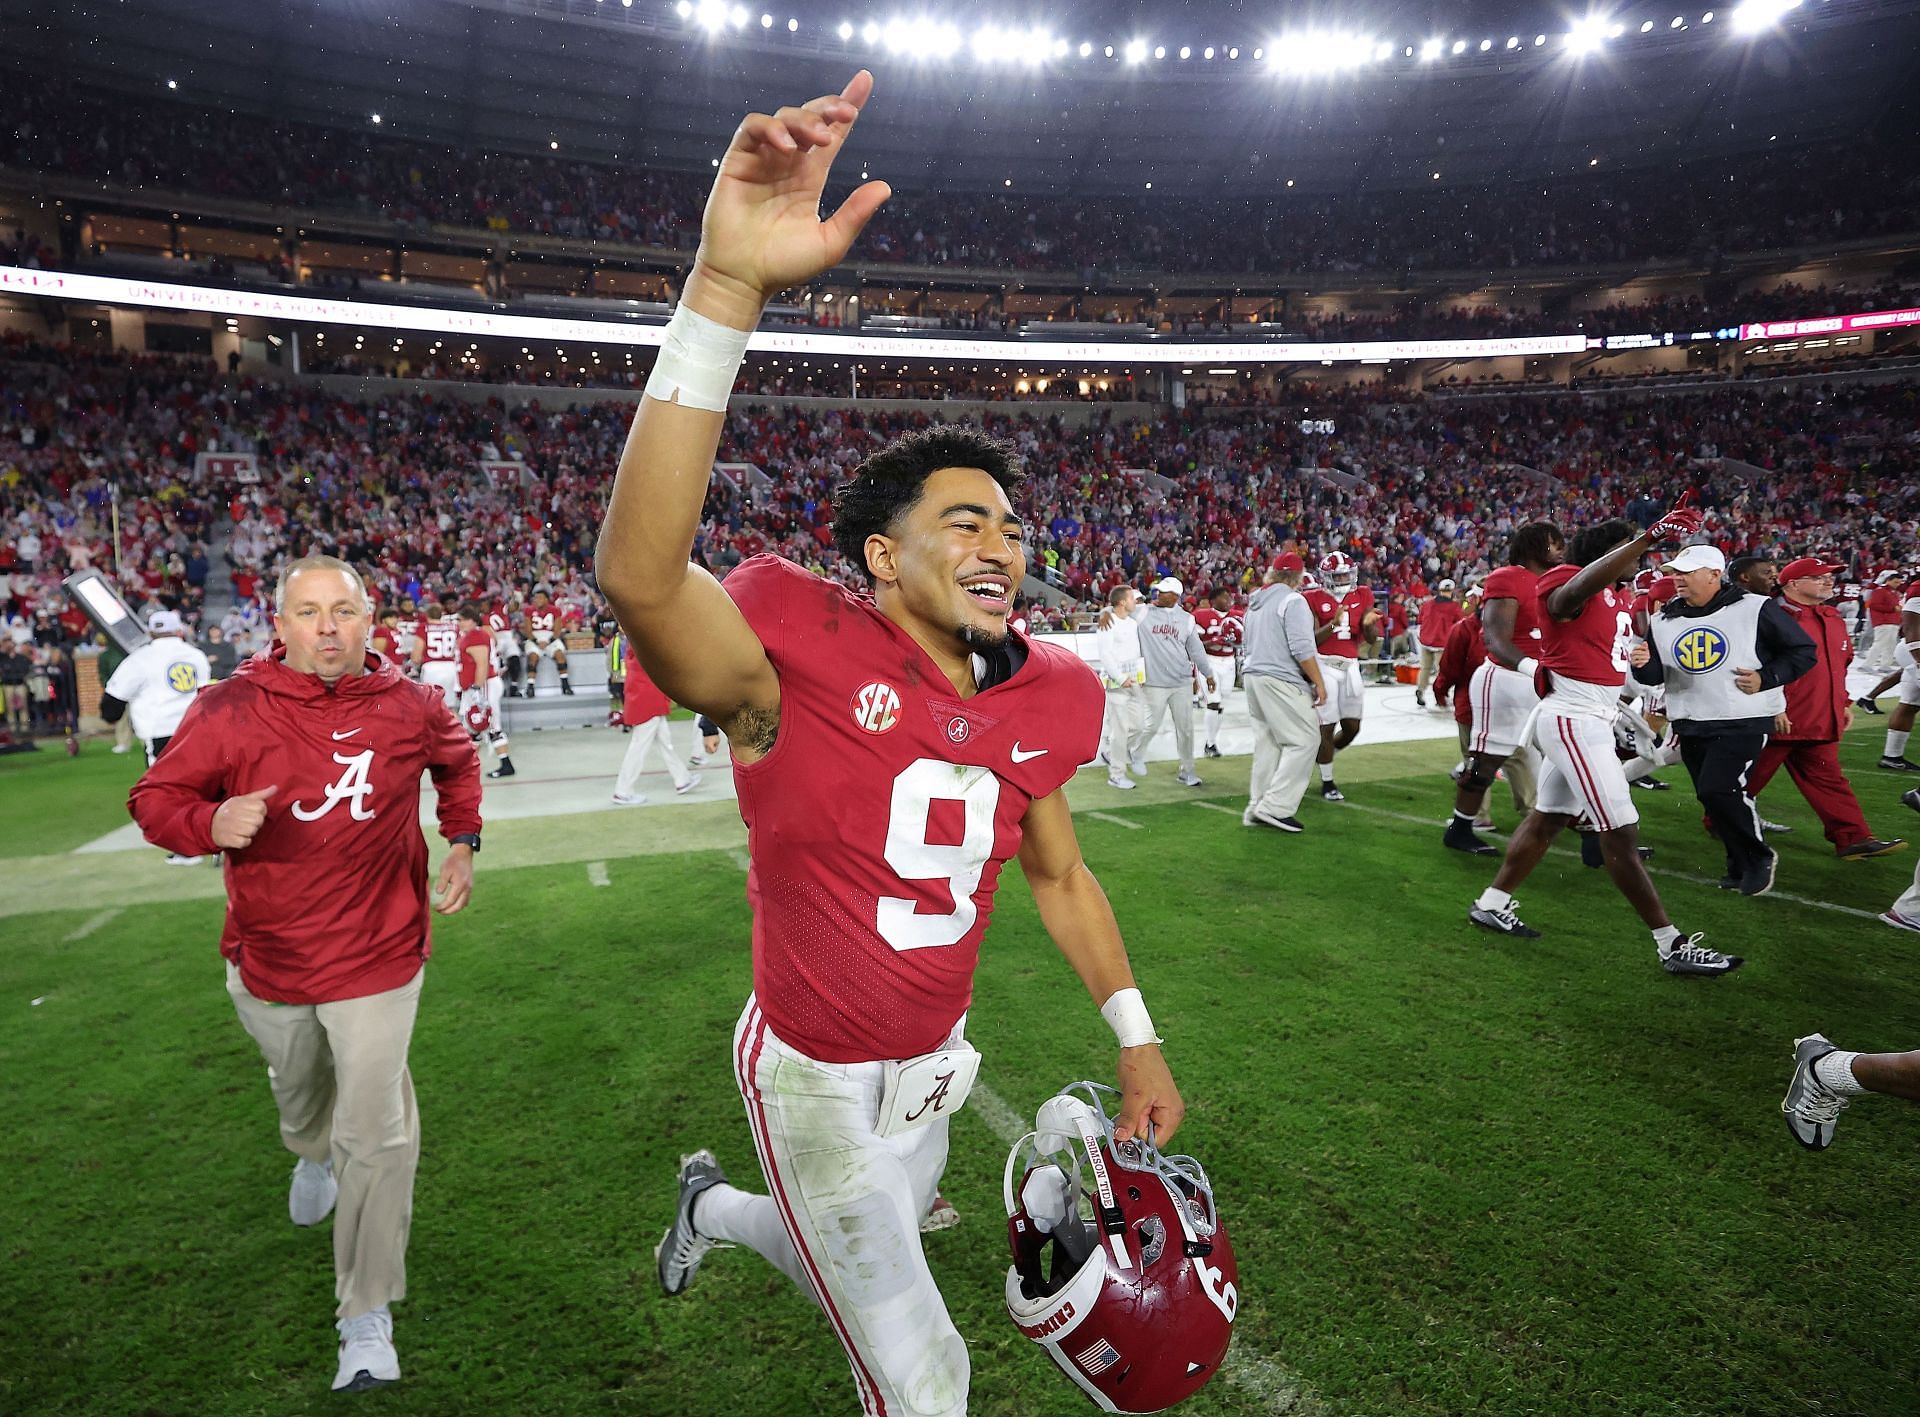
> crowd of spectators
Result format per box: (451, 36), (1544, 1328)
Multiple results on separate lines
(9, 76), (1920, 283)
(5, 336), (1916, 728)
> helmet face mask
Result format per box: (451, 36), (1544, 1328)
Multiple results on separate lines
(1003, 1082), (1237, 1414)
(1319, 551), (1358, 594)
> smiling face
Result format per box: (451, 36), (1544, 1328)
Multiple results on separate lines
(280, 567), (370, 683)
(868, 465), (1026, 654)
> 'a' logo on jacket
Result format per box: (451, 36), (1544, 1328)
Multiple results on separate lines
(1673, 626), (1728, 674)
(291, 749), (378, 822)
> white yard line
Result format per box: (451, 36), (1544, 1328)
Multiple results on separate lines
(970, 1079), (1334, 1415)
(586, 861), (610, 887)
(1192, 801), (1244, 816)
(62, 907), (124, 942)
(1085, 811), (1145, 831)
(1334, 800), (1881, 921)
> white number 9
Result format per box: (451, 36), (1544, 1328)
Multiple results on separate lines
(878, 758), (1002, 952)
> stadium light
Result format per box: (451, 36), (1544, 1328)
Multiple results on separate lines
(1124, 38), (1147, 62)
(694, 0), (725, 31)
(1506, 35), (1520, 47)
(837, 20), (852, 39)
(675, 0), (689, 11)
(1479, 37), (1492, 50)
(1104, 44), (1114, 56)
(370, 113), (382, 124)
(1451, 38), (1467, 53)
(728, 5), (748, 29)
(861, 20), (879, 43)
(166, 78), (178, 89)
(1228, 46), (1238, 58)
(787, 17), (797, 30)
(1732, 0), (1799, 32)
(1204, 45), (1214, 58)
(1640, 18), (1654, 30)
(1420, 36), (1444, 60)
(1153, 44), (1166, 58)
(1079, 40), (1091, 55)
(1672, 13), (1686, 23)
(760, 12), (771, 26)
(1535, 33), (1548, 43)
(1566, 15), (1611, 55)
(1375, 40), (1394, 60)
(1270, 32), (1376, 75)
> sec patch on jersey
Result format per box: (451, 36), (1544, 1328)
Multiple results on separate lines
(1672, 626), (1730, 674)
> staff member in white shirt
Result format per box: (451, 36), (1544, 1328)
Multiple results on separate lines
(1095, 584), (1148, 790)
(100, 610), (215, 865)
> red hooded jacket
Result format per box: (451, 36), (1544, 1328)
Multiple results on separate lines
(128, 647), (483, 1004)
(1774, 596), (1853, 744)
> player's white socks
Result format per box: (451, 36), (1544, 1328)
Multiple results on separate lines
(1814, 1051), (1867, 1095)
(1318, 763), (1335, 783)
(1889, 730), (1912, 758)
(1652, 925), (1681, 950)
(694, 1183), (814, 1298)
(1475, 887), (1513, 912)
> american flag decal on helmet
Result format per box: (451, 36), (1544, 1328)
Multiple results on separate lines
(1076, 1339), (1122, 1376)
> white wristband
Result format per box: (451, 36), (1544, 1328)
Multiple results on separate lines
(644, 303), (753, 412)
(1101, 987), (1162, 1049)
(1515, 656), (1540, 680)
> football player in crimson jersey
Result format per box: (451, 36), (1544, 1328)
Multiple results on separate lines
(1444, 522), (1564, 857)
(1469, 513), (1742, 976)
(596, 72), (1185, 1417)
(456, 602), (514, 778)
(522, 588), (574, 698)
(1193, 585), (1243, 758)
(1302, 552), (1376, 801)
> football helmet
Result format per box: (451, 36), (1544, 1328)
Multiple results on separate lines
(1631, 569), (1659, 596)
(462, 690), (492, 737)
(1299, 571), (1320, 591)
(1003, 1082), (1237, 1414)
(1318, 552), (1357, 593)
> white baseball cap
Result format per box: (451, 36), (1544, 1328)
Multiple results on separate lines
(1438, 578), (1457, 590)
(1154, 577), (1183, 595)
(148, 610), (185, 634)
(1667, 545), (1726, 574)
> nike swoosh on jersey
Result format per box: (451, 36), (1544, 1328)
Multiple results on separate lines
(331, 728), (362, 740)
(1010, 743), (1048, 763)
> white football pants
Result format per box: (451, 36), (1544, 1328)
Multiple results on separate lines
(697, 997), (967, 1417)
(1101, 684), (1146, 780)
(614, 715), (691, 797)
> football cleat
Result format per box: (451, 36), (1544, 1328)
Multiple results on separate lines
(1759, 818), (1792, 834)
(1248, 810), (1303, 832)
(1658, 934), (1743, 976)
(676, 771), (702, 796)
(1902, 788), (1920, 814)
(656, 1150), (731, 1297)
(1204, 744), (1222, 759)
(1837, 837), (1905, 859)
(1176, 770), (1204, 787)
(1632, 776), (1671, 791)
(1854, 697), (1881, 714)
(1781, 1034), (1847, 1150)
(1414, 690), (1426, 706)
(1319, 781), (1345, 802)
(1443, 821), (1498, 856)
(1739, 850), (1778, 897)
(1881, 909), (1920, 934)
(164, 853), (203, 866)
(560, 682), (575, 696)
(1879, 756), (1919, 772)
(332, 1306), (399, 1393)
(1469, 901), (1540, 938)
(487, 759), (516, 779)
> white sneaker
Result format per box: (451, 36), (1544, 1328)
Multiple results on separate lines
(689, 751), (707, 767)
(1107, 776), (1137, 790)
(1176, 770), (1204, 787)
(611, 792), (646, 805)
(332, 1306), (400, 1392)
(1129, 758), (1148, 776)
(165, 853), (203, 866)
(111, 743), (130, 754)
(290, 1158), (337, 1226)
(676, 771), (702, 795)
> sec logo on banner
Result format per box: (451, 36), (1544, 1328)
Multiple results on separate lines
(1673, 626), (1728, 674)
(850, 681), (901, 734)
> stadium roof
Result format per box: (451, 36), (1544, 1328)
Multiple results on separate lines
(10, 0), (1920, 197)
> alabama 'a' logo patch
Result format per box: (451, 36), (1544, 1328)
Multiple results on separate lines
(850, 681), (901, 734)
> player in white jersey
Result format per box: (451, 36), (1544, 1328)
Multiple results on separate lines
(1878, 587), (1920, 770)
(418, 596), (464, 714)
(522, 588), (574, 698)
(99, 609), (214, 865)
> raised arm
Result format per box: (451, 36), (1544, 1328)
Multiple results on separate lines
(594, 72), (891, 749)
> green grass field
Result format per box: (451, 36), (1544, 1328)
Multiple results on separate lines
(3, 721), (1917, 1416)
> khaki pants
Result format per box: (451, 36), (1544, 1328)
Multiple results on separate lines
(1417, 645), (1443, 691)
(1245, 675), (1320, 820)
(1141, 683), (1198, 773)
(1101, 684), (1146, 780)
(227, 961), (424, 1319)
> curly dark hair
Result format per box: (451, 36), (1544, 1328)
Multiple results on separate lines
(1567, 519), (1638, 568)
(1507, 521), (1565, 569)
(830, 425), (1025, 581)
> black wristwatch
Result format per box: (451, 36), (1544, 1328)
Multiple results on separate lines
(450, 833), (482, 853)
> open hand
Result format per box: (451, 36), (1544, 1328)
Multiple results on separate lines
(693, 71), (892, 311)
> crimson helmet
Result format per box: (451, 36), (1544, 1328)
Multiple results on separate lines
(1299, 571), (1320, 591)
(1631, 569), (1659, 596)
(1004, 1082), (1238, 1414)
(1649, 575), (1680, 605)
(463, 695), (493, 736)
(1318, 552), (1357, 592)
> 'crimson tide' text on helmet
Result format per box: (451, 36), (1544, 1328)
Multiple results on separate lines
(1003, 1082), (1238, 1413)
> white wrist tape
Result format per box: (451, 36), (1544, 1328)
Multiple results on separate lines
(1101, 987), (1162, 1049)
(1515, 656), (1540, 680)
(645, 304), (753, 412)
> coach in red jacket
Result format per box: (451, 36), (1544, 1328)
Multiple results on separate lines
(128, 554), (482, 1395)
(1747, 557), (1904, 860)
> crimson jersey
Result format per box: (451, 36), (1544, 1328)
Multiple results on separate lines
(527, 607), (560, 643)
(457, 627), (493, 690)
(1194, 606), (1244, 655)
(486, 606), (512, 638)
(421, 616), (461, 664)
(1478, 565), (1546, 662)
(1535, 563), (1634, 711)
(370, 626), (398, 659)
(723, 554), (1104, 1064)
(1303, 586), (1374, 658)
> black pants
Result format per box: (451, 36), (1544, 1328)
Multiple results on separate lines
(1680, 730), (1769, 876)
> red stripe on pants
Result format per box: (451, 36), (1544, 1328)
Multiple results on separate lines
(1558, 716), (1613, 831)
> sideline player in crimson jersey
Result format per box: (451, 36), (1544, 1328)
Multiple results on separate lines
(1193, 585), (1242, 758)
(522, 588), (574, 698)
(1302, 552), (1376, 800)
(1468, 511), (1742, 976)
(1444, 523), (1563, 857)
(595, 72), (1186, 1417)
(456, 602), (514, 778)
(419, 595), (463, 715)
